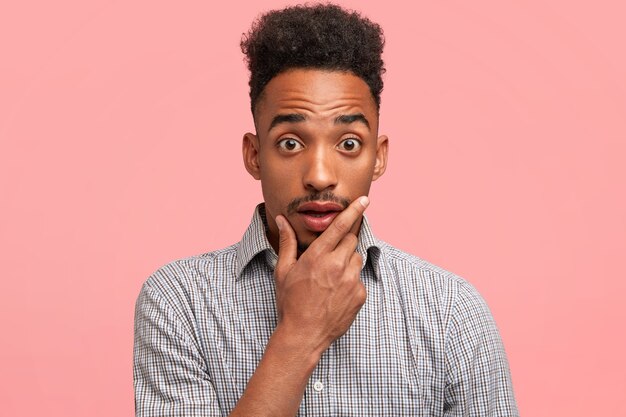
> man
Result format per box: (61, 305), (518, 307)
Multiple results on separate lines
(134, 4), (518, 416)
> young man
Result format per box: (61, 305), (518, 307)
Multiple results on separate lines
(134, 4), (518, 416)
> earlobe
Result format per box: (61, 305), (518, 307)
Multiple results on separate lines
(242, 132), (261, 180)
(372, 135), (389, 181)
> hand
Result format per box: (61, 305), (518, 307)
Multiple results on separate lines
(273, 196), (370, 356)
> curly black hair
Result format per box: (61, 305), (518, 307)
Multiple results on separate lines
(241, 3), (385, 114)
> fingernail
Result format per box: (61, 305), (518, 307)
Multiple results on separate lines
(359, 196), (370, 208)
(275, 216), (283, 231)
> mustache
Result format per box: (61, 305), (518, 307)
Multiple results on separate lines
(286, 191), (351, 215)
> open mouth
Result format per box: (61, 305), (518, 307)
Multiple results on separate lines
(296, 202), (345, 232)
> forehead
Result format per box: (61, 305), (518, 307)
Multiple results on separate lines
(254, 69), (378, 128)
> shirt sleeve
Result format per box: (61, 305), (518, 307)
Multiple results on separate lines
(443, 281), (519, 417)
(133, 280), (222, 417)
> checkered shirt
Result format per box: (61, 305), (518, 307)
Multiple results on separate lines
(134, 204), (519, 416)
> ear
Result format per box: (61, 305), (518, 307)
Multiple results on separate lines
(242, 132), (261, 180)
(372, 134), (389, 181)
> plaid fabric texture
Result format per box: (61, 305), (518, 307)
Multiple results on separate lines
(134, 204), (519, 416)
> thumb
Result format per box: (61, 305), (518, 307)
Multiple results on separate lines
(275, 215), (297, 278)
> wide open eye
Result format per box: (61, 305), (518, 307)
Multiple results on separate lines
(277, 138), (304, 152)
(337, 138), (362, 152)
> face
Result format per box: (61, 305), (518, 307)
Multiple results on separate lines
(242, 69), (388, 254)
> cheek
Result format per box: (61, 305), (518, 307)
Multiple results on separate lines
(258, 155), (301, 209)
(339, 155), (377, 192)
(260, 155), (297, 187)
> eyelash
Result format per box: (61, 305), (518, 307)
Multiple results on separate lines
(276, 138), (304, 151)
(337, 138), (362, 152)
(276, 137), (362, 153)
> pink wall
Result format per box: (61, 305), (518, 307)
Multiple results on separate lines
(1, 1), (625, 415)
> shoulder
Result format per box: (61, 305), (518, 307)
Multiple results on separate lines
(377, 242), (492, 324)
(139, 244), (239, 311)
(379, 242), (476, 295)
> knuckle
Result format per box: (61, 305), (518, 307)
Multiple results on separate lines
(279, 234), (290, 246)
(332, 217), (349, 234)
(345, 263), (361, 280)
(356, 284), (367, 304)
(344, 233), (358, 246)
(349, 203), (363, 218)
(330, 257), (345, 271)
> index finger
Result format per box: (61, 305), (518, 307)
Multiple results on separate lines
(313, 195), (369, 251)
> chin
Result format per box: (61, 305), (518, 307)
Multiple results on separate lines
(296, 241), (310, 254)
(295, 234), (319, 254)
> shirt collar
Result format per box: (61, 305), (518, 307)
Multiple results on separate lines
(235, 203), (382, 279)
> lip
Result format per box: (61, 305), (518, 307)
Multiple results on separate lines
(297, 202), (344, 213)
(297, 202), (344, 233)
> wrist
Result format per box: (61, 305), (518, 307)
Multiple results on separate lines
(268, 323), (326, 372)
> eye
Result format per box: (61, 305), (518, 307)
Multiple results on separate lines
(337, 138), (362, 152)
(276, 138), (304, 152)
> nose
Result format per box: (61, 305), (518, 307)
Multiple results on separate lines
(302, 147), (337, 192)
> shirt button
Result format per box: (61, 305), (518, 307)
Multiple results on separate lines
(313, 380), (324, 392)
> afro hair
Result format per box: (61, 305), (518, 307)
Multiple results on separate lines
(241, 3), (386, 113)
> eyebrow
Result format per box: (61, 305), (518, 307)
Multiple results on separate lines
(268, 112), (370, 132)
(268, 113), (307, 132)
(335, 113), (370, 130)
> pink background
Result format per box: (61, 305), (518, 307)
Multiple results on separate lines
(1, 1), (625, 415)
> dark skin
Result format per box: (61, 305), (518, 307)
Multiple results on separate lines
(231, 68), (389, 417)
